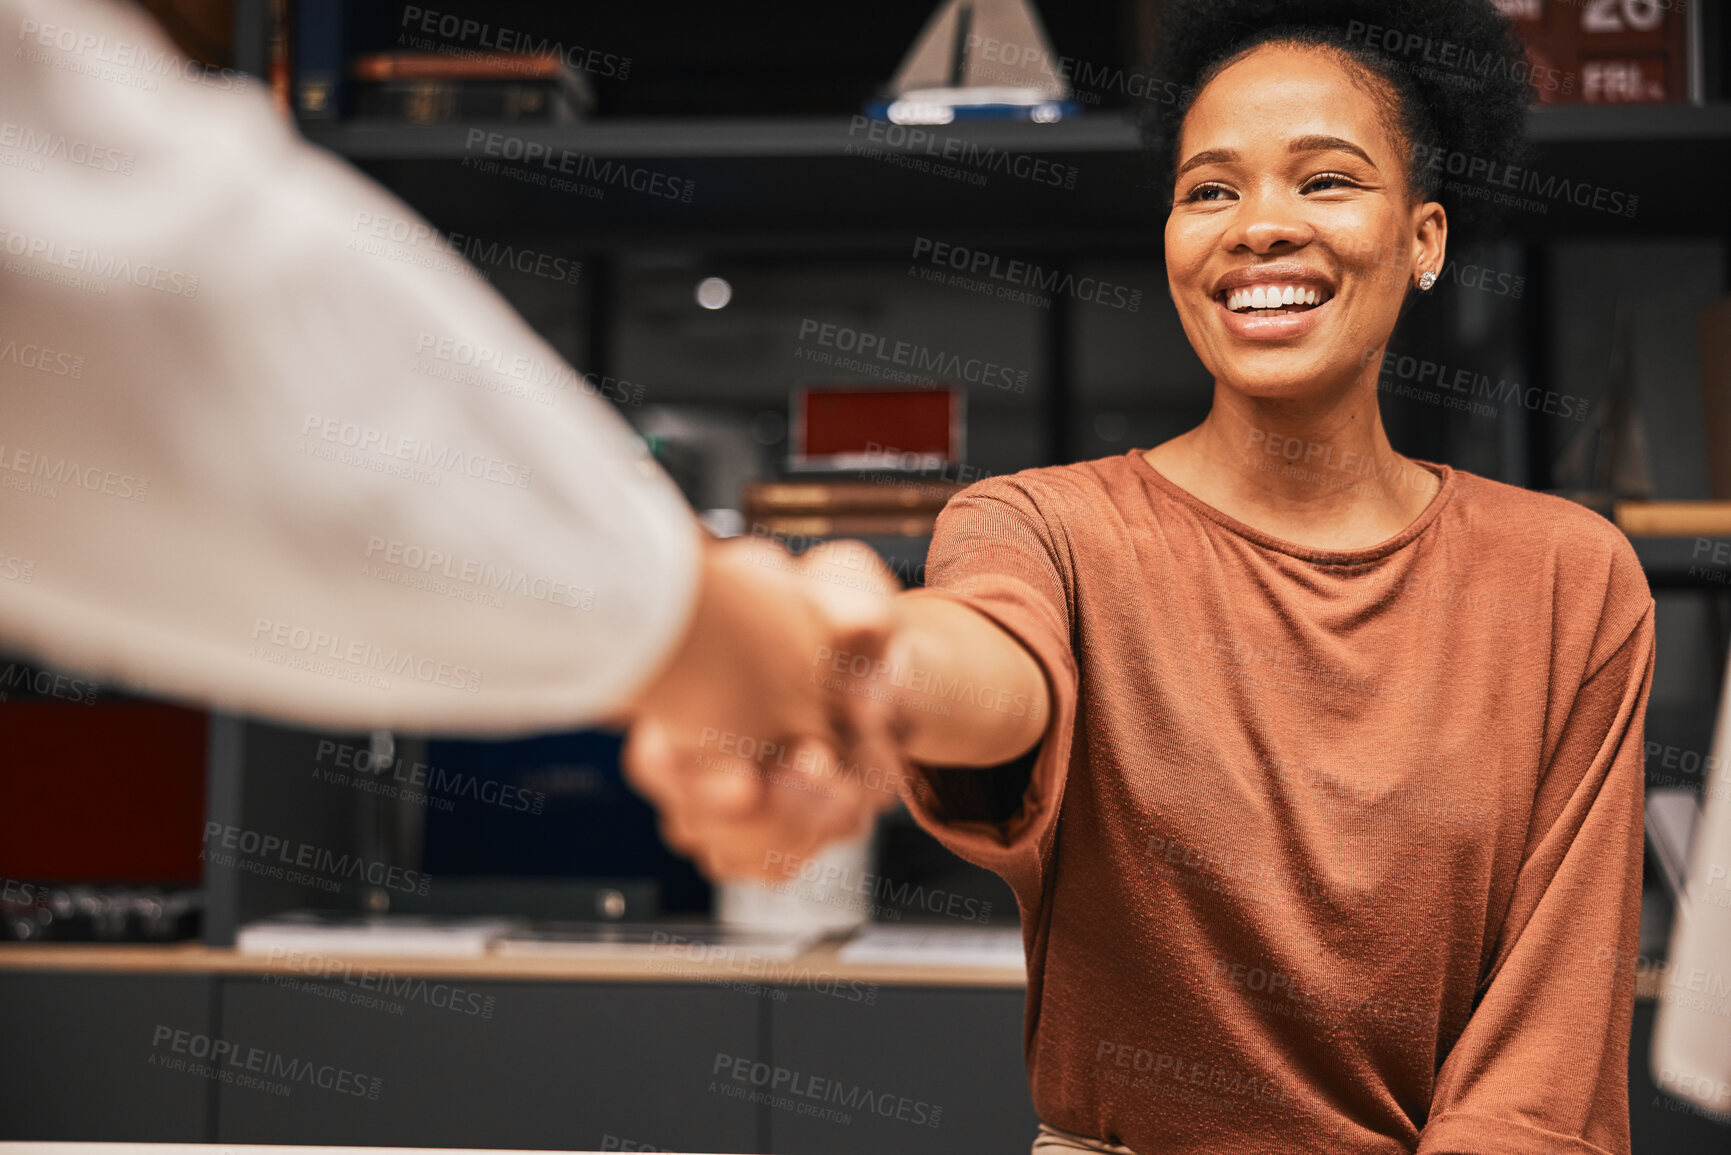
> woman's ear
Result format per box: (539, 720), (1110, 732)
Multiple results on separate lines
(1413, 200), (1448, 287)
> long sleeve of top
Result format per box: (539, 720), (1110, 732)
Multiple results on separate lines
(0, 0), (701, 733)
(1418, 600), (1655, 1154)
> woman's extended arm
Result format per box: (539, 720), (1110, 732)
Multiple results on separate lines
(623, 480), (1072, 882)
(883, 593), (1052, 768)
(620, 562), (1055, 882)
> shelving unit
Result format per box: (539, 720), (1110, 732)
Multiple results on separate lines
(282, 58), (1731, 677)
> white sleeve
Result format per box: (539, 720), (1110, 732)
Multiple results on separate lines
(0, 0), (702, 734)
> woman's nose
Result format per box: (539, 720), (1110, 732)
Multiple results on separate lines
(1224, 188), (1313, 254)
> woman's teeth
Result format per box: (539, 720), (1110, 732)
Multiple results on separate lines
(1225, 285), (1324, 312)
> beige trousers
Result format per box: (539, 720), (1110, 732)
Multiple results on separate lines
(1031, 1122), (1140, 1153)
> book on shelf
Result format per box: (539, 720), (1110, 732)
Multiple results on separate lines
(743, 479), (966, 516)
(350, 52), (595, 123)
(750, 513), (939, 540)
(285, 0), (601, 126)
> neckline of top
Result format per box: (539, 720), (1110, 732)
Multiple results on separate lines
(1123, 448), (1458, 566)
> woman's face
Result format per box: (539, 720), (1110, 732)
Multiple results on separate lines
(1164, 43), (1446, 402)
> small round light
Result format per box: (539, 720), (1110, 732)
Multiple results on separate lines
(1030, 104), (1061, 124)
(751, 409), (787, 445)
(696, 276), (732, 310)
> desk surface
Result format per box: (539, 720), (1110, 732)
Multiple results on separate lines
(0, 940), (1671, 999)
(0, 937), (1027, 988)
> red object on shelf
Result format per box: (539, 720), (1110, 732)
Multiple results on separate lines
(0, 701), (207, 882)
(791, 385), (964, 471)
(351, 51), (563, 82)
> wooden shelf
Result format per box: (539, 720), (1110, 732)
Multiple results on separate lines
(302, 113), (1136, 161)
(1525, 102), (1731, 142)
(1616, 500), (1731, 537)
(302, 105), (1731, 162)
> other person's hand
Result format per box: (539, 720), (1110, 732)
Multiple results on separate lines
(616, 534), (909, 882)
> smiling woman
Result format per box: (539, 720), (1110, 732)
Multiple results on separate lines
(884, 1), (1655, 1151)
(629, 1), (1660, 1153)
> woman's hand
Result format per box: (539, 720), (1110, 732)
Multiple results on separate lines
(617, 535), (910, 882)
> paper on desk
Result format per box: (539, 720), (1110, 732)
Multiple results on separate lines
(236, 913), (522, 957)
(837, 924), (1026, 969)
(493, 921), (822, 960)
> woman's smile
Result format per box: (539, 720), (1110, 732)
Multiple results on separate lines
(1211, 260), (1338, 341)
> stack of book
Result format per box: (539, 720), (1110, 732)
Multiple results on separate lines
(743, 479), (967, 539)
(284, 0), (600, 123)
(350, 52), (596, 124)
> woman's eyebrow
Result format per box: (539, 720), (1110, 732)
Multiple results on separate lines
(1289, 134), (1377, 169)
(1175, 148), (1238, 178)
(1176, 136), (1378, 180)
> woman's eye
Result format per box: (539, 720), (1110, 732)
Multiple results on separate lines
(1184, 182), (1233, 203)
(1302, 172), (1358, 194)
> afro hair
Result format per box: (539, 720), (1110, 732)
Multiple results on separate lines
(1138, 0), (1533, 241)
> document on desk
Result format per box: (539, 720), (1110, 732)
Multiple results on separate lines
(837, 924), (1026, 970)
(493, 921), (822, 960)
(236, 913), (524, 957)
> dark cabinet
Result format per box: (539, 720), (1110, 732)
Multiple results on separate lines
(0, 972), (217, 1141)
(1626, 1000), (1731, 1152)
(6, 969), (1715, 1152)
(215, 977), (764, 1152)
(766, 986), (1037, 1154)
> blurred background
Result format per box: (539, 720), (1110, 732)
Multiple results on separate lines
(2, 0), (1730, 1150)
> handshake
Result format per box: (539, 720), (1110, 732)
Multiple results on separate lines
(610, 533), (1049, 882)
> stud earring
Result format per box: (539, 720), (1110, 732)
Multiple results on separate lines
(1417, 270), (1437, 291)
